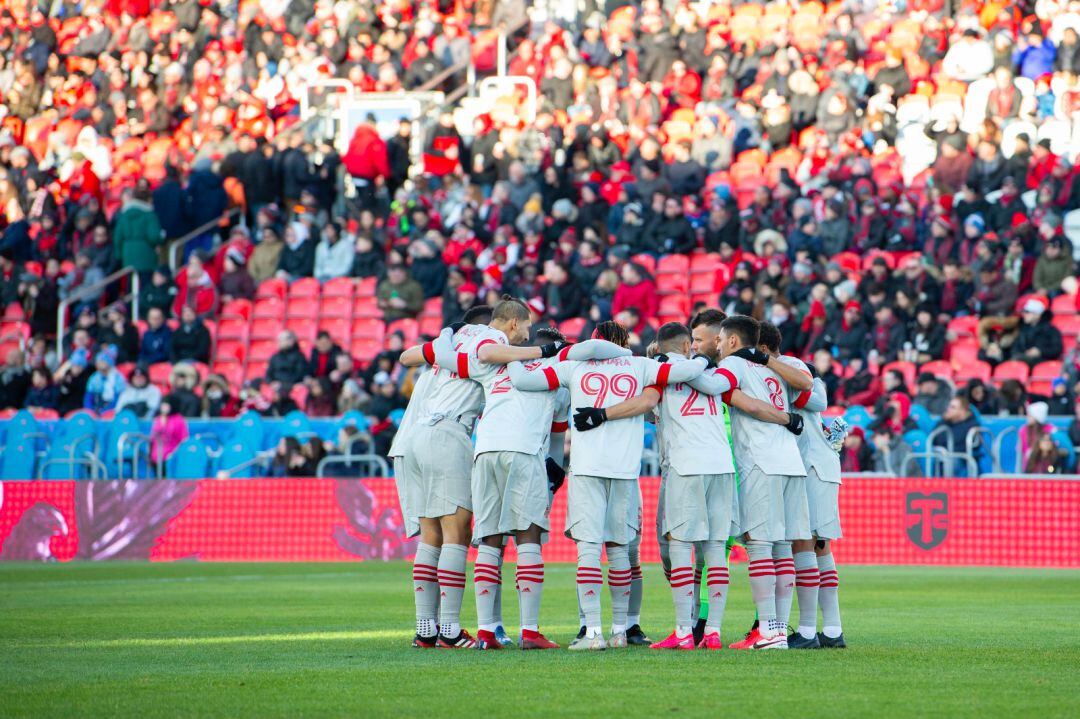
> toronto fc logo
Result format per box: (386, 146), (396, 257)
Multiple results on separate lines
(905, 492), (949, 550)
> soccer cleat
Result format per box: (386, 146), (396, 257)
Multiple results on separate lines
(520, 630), (560, 650)
(788, 633), (821, 649)
(649, 631), (695, 650)
(608, 631), (628, 648)
(437, 630), (478, 649)
(494, 625), (514, 648)
(751, 632), (788, 650)
(475, 629), (503, 649)
(625, 625), (651, 645)
(692, 617), (707, 646)
(818, 632), (847, 649)
(576, 625), (587, 640)
(729, 627), (763, 650)
(412, 633), (439, 649)
(567, 634), (607, 651)
(697, 631), (724, 650)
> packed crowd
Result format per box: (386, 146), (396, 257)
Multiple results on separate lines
(1, 1), (1080, 469)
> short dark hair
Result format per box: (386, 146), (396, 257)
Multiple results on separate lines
(593, 320), (630, 348)
(534, 326), (566, 345)
(493, 295), (530, 323)
(719, 315), (760, 347)
(758, 322), (782, 353)
(657, 322), (690, 351)
(463, 305), (493, 324)
(690, 308), (727, 330)
(316, 331), (331, 341)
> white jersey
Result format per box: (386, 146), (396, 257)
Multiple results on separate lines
(474, 358), (570, 457)
(414, 324), (504, 427)
(776, 356), (842, 483)
(388, 368), (435, 458)
(715, 355), (806, 477)
(656, 353), (736, 476)
(542, 355), (691, 480)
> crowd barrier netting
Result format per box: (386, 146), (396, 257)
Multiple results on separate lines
(0, 477), (1076, 567)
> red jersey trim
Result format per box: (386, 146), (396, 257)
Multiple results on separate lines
(456, 352), (470, 378)
(715, 367), (738, 390)
(558, 345), (573, 361)
(542, 366), (559, 390)
(793, 390), (812, 409)
(421, 342), (435, 366)
(551, 420), (569, 433)
(655, 363), (672, 387)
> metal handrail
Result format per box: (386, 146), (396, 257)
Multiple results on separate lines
(316, 453), (390, 478)
(966, 426), (997, 475)
(423, 17), (530, 101)
(55, 267), (140, 360)
(166, 207), (242, 274)
(992, 425), (1022, 473)
(217, 450), (275, 479)
(117, 432), (154, 480)
(38, 453), (107, 480)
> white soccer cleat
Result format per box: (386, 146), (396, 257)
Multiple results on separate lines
(752, 632), (789, 650)
(608, 631), (628, 648)
(568, 634), (608, 651)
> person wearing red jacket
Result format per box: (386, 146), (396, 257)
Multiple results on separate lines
(342, 121), (390, 212)
(173, 255), (218, 319)
(611, 262), (658, 331)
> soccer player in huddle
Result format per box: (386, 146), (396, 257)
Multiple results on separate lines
(508, 321), (709, 650)
(759, 322), (846, 648)
(427, 306), (629, 650)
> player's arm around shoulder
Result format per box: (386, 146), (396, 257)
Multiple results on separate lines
(769, 354), (813, 392)
(727, 389), (790, 425)
(688, 356), (741, 396)
(802, 377), (829, 413)
(507, 357), (573, 392)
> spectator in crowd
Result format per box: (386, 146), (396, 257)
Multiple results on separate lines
(0, 348), (30, 410)
(97, 306), (139, 364)
(83, 349), (126, 413)
(201, 374), (239, 418)
(219, 248), (256, 304)
(167, 364), (202, 418)
(351, 234), (385, 279)
(304, 377), (336, 418)
(1044, 378), (1075, 416)
(963, 378), (1001, 416)
(314, 221), (353, 282)
(1024, 432), (1068, 474)
(308, 332), (344, 380)
(139, 267), (175, 320)
(23, 367), (58, 413)
(277, 222), (316, 281)
(376, 264), (425, 322)
(910, 305), (946, 363)
(1020, 401), (1054, 465)
(150, 398), (188, 473)
(55, 350), (91, 416)
(872, 425), (915, 476)
(267, 331), (308, 388)
(171, 305), (211, 364)
(249, 226), (284, 283)
(138, 307), (172, 366)
(270, 437), (305, 478)
(1012, 298), (1064, 367)
(1032, 238), (1072, 295)
(840, 426), (874, 472)
(115, 364), (161, 420)
(112, 186), (163, 283)
(913, 372), (953, 416)
(265, 382), (300, 418)
(612, 262), (657, 328)
(934, 396), (988, 475)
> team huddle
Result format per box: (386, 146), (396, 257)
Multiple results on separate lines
(393, 298), (846, 651)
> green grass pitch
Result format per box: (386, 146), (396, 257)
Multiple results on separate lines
(1, 562), (1078, 718)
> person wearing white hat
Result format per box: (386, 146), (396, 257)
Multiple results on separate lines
(1011, 298), (1064, 368)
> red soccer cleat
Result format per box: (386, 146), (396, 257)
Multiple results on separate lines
(475, 630), (503, 649)
(520, 629), (560, 650)
(697, 632), (724, 650)
(729, 627), (762, 650)
(649, 631), (696, 650)
(438, 630), (478, 649)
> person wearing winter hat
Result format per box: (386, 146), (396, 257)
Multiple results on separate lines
(115, 364), (162, 420)
(1012, 298), (1064, 367)
(83, 347), (127, 413)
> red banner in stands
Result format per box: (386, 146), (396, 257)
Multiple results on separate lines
(0, 478), (1077, 567)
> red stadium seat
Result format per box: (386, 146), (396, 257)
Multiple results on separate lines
(356, 277), (378, 297)
(832, 252), (862, 275)
(658, 295), (690, 322)
(946, 316), (979, 339)
(353, 296), (382, 318)
(690, 253), (720, 274)
(285, 316), (317, 343)
(219, 299), (252, 321)
(947, 339), (979, 368)
(559, 317), (587, 339)
(421, 297), (443, 319)
(1031, 360), (1064, 382)
(250, 317), (283, 339)
(1051, 294), (1077, 317)
(881, 361), (916, 391)
(288, 277), (320, 298)
(317, 317), (351, 348)
(255, 278), (287, 300)
(248, 340), (277, 362)
(631, 254), (656, 275)
(918, 360), (953, 382)
(320, 296), (353, 318)
(991, 360), (1030, 387)
(3, 303), (24, 321)
(657, 273), (689, 295)
(657, 255), (690, 276)
(252, 297), (285, 319)
(211, 361), (244, 389)
(215, 339), (247, 364)
(418, 315), (444, 338)
(245, 361), (268, 381)
(216, 318), (249, 340)
(1052, 314), (1080, 342)
(954, 360), (992, 384)
(323, 277), (356, 298)
(387, 318), (419, 345)
(149, 363), (173, 388)
(286, 297), (319, 318)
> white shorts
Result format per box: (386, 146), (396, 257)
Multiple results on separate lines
(566, 474), (640, 545)
(806, 467), (842, 540)
(738, 466), (809, 542)
(404, 420), (473, 520)
(393, 456), (420, 539)
(471, 451), (550, 540)
(662, 470), (739, 543)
